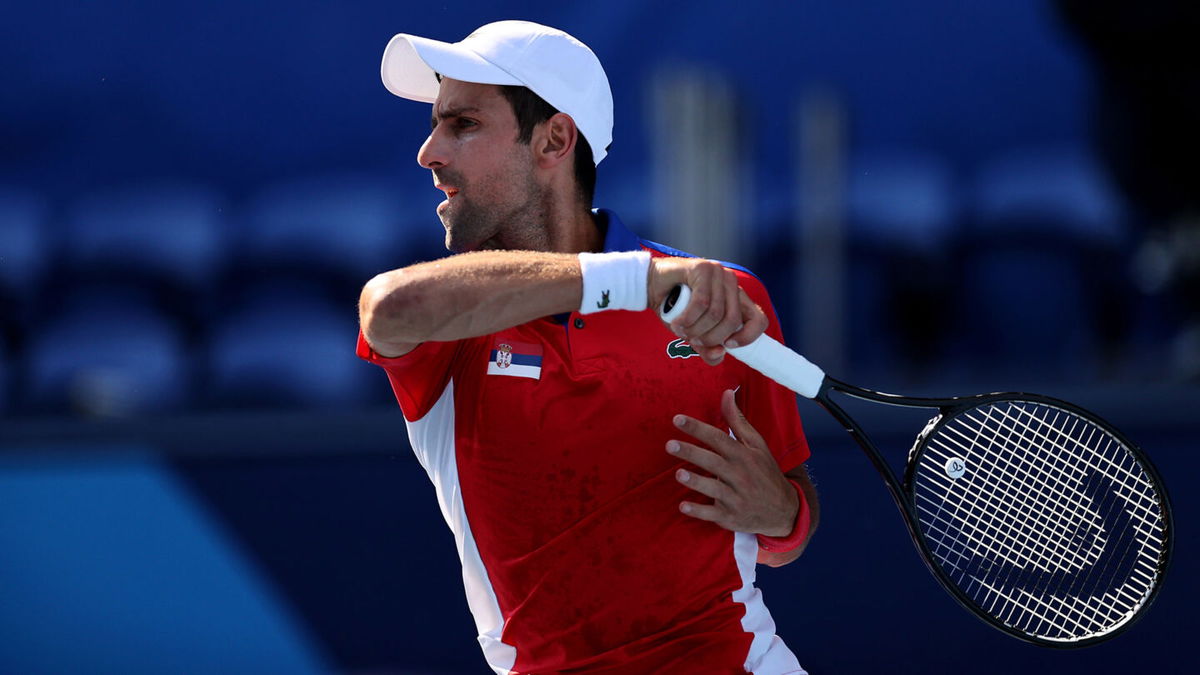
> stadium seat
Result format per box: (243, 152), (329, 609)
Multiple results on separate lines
(23, 288), (192, 415)
(62, 182), (227, 292)
(204, 281), (379, 409)
(236, 174), (443, 298)
(961, 145), (1130, 380)
(0, 187), (50, 329)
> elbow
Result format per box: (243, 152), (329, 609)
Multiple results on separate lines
(359, 270), (427, 346)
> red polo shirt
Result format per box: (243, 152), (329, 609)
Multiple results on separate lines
(358, 209), (810, 675)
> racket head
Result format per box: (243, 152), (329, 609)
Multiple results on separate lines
(902, 394), (1172, 647)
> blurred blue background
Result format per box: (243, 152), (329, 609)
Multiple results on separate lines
(1, 0), (1196, 673)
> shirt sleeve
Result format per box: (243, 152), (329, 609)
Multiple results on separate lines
(356, 331), (462, 422)
(733, 273), (811, 473)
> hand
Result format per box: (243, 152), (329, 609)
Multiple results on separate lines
(648, 257), (768, 365)
(666, 390), (799, 537)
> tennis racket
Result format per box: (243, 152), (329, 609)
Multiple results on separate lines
(660, 285), (1173, 648)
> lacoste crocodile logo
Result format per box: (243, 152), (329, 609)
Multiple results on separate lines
(666, 338), (699, 359)
(597, 290), (610, 309)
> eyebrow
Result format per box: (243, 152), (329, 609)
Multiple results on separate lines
(431, 106), (482, 127)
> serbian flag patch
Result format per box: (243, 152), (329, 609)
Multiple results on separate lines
(487, 340), (543, 380)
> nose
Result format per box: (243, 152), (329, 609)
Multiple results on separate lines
(417, 129), (448, 170)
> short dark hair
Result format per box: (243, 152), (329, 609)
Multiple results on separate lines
(497, 85), (597, 208)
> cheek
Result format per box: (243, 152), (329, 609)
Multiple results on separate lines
(474, 155), (527, 201)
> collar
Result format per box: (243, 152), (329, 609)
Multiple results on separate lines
(593, 207), (643, 253)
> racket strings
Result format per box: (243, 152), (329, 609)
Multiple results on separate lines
(970, 408), (1109, 573)
(923, 409), (1100, 574)
(982, 406), (1151, 635)
(934, 405), (1155, 639)
(911, 400), (1167, 642)
(932, 404), (1161, 638)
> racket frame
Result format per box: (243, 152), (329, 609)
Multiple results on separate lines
(813, 376), (1175, 648)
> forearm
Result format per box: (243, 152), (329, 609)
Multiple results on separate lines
(358, 248), (761, 359)
(359, 251), (583, 352)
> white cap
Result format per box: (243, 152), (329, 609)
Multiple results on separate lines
(381, 20), (613, 165)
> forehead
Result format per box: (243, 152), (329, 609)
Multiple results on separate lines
(433, 78), (512, 118)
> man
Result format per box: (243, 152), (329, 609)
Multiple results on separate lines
(357, 20), (818, 675)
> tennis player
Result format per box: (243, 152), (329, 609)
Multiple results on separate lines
(357, 20), (818, 675)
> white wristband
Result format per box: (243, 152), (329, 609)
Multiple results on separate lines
(578, 250), (652, 314)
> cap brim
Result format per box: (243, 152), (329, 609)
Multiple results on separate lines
(381, 33), (523, 102)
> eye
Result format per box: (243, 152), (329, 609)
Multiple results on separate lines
(456, 117), (478, 130)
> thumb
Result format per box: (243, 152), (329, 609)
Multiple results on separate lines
(722, 389), (764, 447)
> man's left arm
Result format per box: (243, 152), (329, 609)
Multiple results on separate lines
(668, 389), (819, 567)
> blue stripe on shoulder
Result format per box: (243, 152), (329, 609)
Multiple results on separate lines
(638, 238), (758, 280)
(639, 238), (785, 323)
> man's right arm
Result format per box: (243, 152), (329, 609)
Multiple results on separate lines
(358, 251), (582, 357)
(358, 250), (767, 360)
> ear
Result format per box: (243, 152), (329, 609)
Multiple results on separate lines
(533, 112), (578, 170)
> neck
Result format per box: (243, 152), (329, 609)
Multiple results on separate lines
(546, 206), (602, 254)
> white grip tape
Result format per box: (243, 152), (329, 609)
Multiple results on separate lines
(658, 284), (825, 399)
(727, 336), (825, 399)
(659, 285), (691, 323)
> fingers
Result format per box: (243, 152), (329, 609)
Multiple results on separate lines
(721, 389), (765, 448)
(667, 437), (734, 526)
(697, 269), (741, 348)
(666, 438), (726, 474)
(677, 500), (726, 525)
(669, 394), (781, 533)
(724, 289), (768, 349)
(671, 413), (738, 457)
(669, 393), (766, 460)
(697, 344), (727, 366)
(675, 467), (728, 501)
(657, 260), (767, 364)
(667, 262), (741, 347)
(694, 272), (742, 365)
(673, 265), (727, 344)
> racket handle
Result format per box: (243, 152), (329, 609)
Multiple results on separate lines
(658, 284), (826, 399)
